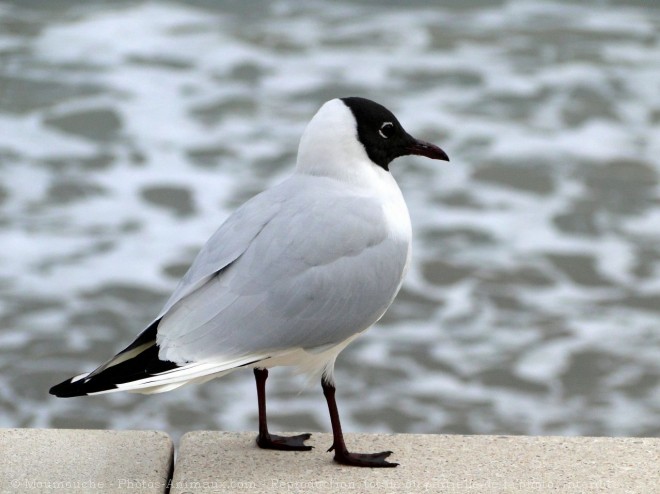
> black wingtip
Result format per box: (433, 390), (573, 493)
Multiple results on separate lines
(49, 378), (88, 398)
(49, 319), (164, 399)
(50, 375), (121, 397)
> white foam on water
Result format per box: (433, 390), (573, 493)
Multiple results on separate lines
(1, 0), (659, 437)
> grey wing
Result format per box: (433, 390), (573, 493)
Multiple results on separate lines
(156, 185), (409, 365)
(77, 183), (287, 382)
(156, 186), (285, 319)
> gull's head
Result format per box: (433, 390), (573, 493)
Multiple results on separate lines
(296, 97), (449, 181)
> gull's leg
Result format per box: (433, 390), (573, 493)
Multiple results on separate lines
(322, 375), (398, 467)
(253, 368), (312, 451)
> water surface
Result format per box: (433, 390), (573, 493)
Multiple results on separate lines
(1, 0), (659, 442)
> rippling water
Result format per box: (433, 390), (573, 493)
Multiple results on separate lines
(1, 0), (659, 442)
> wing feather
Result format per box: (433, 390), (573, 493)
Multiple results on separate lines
(157, 176), (409, 365)
(51, 174), (410, 396)
(156, 186), (285, 319)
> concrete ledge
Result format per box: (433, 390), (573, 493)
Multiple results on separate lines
(0, 428), (173, 494)
(1, 429), (658, 493)
(171, 431), (660, 494)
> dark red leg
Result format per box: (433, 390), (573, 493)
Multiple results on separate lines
(254, 368), (312, 451)
(322, 376), (398, 467)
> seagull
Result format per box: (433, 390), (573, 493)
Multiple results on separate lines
(50, 97), (449, 467)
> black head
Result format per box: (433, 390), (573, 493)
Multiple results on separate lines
(341, 96), (449, 171)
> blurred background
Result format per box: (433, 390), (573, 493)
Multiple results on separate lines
(1, 0), (659, 444)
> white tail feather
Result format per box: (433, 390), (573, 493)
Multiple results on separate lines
(86, 354), (270, 396)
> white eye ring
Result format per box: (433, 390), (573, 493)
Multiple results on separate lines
(379, 122), (394, 139)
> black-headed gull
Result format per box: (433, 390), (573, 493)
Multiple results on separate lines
(51, 97), (449, 467)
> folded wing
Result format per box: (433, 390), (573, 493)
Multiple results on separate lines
(50, 176), (409, 396)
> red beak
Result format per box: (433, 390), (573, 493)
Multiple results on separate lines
(406, 138), (450, 162)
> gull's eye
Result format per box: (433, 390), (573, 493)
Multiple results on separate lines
(379, 122), (395, 139)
